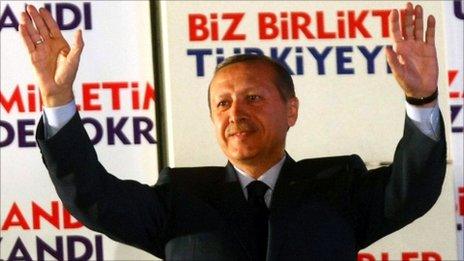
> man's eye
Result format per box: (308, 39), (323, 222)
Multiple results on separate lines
(248, 95), (261, 101)
(217, 101), (228, 107)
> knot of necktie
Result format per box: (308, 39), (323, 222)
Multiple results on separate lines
(247, 180), (269, 208)
(247, 180), (269, 202)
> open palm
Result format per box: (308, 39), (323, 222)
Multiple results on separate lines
(386, 3), (438, 100)
(19, 5), (84, 107)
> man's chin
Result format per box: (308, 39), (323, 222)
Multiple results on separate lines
(227, 150), (259, 163)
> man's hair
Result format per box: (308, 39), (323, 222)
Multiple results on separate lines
(208, 54), (295, 112)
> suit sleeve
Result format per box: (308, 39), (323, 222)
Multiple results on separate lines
(36, 112), (172, 258)
(353, 112), (447, 250)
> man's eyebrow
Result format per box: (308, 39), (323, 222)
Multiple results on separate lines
(212, 93), (230, 100)
(242, 86), (273, 96)
(244, 87), (265, 92)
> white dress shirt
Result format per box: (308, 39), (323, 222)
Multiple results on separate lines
(234, 156), (286, 208)
(42, 99), (442, 208)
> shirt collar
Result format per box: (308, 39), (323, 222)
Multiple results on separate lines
(233, 155), (286, 192)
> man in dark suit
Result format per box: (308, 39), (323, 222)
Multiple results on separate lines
(20, 2), (446, 260)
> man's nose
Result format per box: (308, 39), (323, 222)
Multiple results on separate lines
(229, 101), (246, 123)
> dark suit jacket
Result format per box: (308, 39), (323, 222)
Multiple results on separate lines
(36, 112), (446, 260)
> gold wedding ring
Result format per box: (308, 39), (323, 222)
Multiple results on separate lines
(34, 39), (44, 45)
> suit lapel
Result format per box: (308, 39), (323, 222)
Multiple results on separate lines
(267, 155), (306, 261)
(210, 163), (255, 260)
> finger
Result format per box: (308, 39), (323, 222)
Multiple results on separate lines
(21, 8), (42, 44)
(389, 9), (403, 42)
(414, 5), (424, 41)
(403, 2), (414, 40)
(400, 9), (406, 39)
(19, 24), (35, 53)
(19, 12), (36, 49)
(26, 5), (51, 41)
(425, 15), (436, 46)
(68, 29), (85, 65)
(385, 46), (403, 78)
(39, 7), (62, 39)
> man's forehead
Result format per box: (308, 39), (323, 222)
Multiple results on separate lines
(212, 86), (268, 98)
(211, 61), (278, 86)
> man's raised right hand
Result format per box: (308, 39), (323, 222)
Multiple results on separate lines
(19, 5), (84, 108)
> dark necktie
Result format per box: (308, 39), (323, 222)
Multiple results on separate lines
(247, 181), (269, 261)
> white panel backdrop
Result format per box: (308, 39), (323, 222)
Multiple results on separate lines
(1, 1), (157, 260)
(159, 1), (458, 260)
(160, 0), (452, 167)
(443, 1), (464, 260)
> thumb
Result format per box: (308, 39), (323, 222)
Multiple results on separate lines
(67, 29), (84, 66)
(385, 46), (403, 78)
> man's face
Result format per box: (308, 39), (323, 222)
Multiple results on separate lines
(209, 61), (298, 165)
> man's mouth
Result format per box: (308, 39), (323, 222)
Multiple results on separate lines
(226, 122), (257, 138)
(230, 131), (251, 137)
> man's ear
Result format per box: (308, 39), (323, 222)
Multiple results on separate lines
(287, 97), (299, 128)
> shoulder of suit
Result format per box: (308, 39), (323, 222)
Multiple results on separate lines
(156, 166), (224, 186)
(294, 154), (366, 179)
